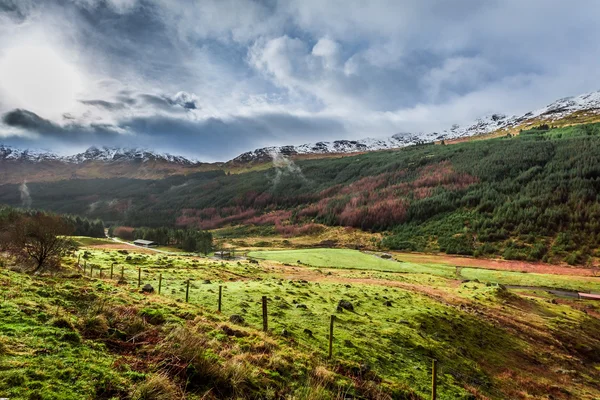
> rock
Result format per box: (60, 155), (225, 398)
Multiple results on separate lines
(295, 304), (308, 309)
(384, 301), (393, 307)
(141, 284), (154, 293)
(229, 314), (245, 324)
(381, 253), (392, 259)
(281, 328), (291, 337)
(274, 296), (281, 300)
(303, 328), (313, 337)
(337, 300), (354, 312)
(221, 325), (246, 337)
(202, 279), (211, 284)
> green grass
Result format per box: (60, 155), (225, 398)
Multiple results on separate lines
(70, 236), (112, 246)
(4, 245), (600, 399)
(249, 248), (600, 293)
(249, 248), (455, 277)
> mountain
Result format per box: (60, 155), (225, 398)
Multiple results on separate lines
(0, 145), (219, 184)
(2, 90), (600, 182)
(231, 90), (600, 163)
(0, 145), (198, 165)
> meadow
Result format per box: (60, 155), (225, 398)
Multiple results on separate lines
(2, 243), (597, 399)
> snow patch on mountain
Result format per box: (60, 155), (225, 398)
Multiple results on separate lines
(233, 90), (600, 163)
(0, 145), (198, 165)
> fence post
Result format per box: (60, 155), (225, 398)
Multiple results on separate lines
(328, 315), (335, 359)
(89, 264), (93, 277)
(158, 274), (162, 294)
(121, 265), (124, 281)
(110, 263), (114, 279)
(78, 254), (81, 266)
(185, 280), (190, 302)
(262, 296), (268, 332)
(218, 285), (222, 312)
(431, 359), (438, 400)
(83, 261), (87, 274)
(138, 268), (141, 288)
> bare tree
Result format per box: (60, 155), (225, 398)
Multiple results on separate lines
(5, 213), (73, 272)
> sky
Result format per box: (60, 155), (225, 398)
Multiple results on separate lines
(0, 0), (599, 161)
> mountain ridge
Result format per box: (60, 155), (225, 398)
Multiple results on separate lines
(2, 89), (600, 182)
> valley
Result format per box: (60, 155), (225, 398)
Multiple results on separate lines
(2, 93), (600, 399)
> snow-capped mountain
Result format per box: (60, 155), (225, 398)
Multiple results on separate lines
(0, 145), (198, 165)
(64, 146), (197, 165)
(0, 145), (62, 162)
(232, 90), (600, 163)
(2, 90), (600, 175)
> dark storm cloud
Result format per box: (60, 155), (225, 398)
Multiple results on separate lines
(119, 112), (346, 159)
(2, 107), (346, 160)
(2, 109), (121, 141)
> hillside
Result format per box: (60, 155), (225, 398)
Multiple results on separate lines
(1, 241), (600, 399)
(3, 122), (600, 265)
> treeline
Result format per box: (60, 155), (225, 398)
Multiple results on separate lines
(64, 215), (105, 238)
(0, 206), (105, 238)
(109, 226), (213, 254)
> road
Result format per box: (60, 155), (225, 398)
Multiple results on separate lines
(109, 236), (179, 255)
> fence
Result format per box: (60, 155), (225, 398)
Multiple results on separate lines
(75, 256), (501, 399)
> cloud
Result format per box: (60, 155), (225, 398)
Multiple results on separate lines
(1, 0), (600, 160)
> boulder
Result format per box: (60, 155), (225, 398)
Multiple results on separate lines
(229, 314), (245, 324)
(337, 300), (354, 312)
(141, 284), (154, 293)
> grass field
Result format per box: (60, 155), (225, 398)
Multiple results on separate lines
(2, 244), (600, 399)
(249, 248), (600, 293)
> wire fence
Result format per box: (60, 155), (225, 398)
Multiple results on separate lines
(75, 256), (506, 400)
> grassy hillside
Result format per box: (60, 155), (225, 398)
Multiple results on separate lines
(3, 123), (600, 264)
(2, 243), (600, 399)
